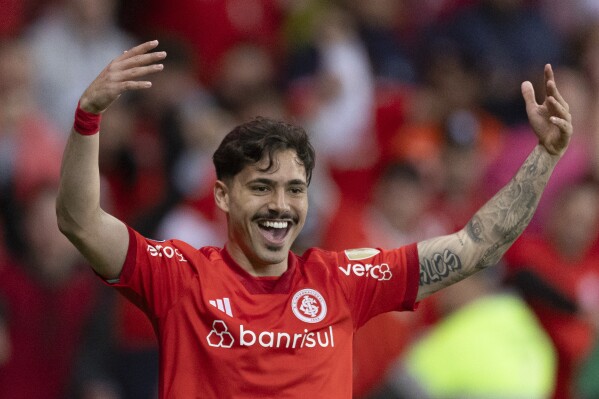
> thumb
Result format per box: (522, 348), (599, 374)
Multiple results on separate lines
(521, 81), (537, 109)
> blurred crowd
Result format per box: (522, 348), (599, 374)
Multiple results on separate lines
(2, 0), (599, 398)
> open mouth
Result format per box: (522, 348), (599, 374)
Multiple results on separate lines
(257, 220), (292, 246)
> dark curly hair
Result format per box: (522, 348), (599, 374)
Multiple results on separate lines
(213, 117), (316, 184)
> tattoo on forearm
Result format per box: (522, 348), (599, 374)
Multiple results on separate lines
(471, 146), (554, 269)
(457, 231), (466, 247)
(466, 216), (484, 243)
(419, 249), (463, 286)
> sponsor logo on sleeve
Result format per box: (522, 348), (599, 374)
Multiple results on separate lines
(338, 263), (393, 281)
(344, 248), (380, 261)
(146, 243), (188, 262)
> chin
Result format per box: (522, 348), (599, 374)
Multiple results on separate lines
(257, 246), (288, 264)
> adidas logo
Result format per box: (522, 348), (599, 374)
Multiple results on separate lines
(209, 298), (233, 317)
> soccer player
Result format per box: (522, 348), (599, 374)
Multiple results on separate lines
(56, 40), (572, 398)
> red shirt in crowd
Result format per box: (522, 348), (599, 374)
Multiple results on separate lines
(0, 261), (99, 399)
(505, 235), (599, 399)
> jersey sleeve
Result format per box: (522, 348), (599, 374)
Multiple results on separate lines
(333, 244), (420, 329)
(103, 225), (197, 319)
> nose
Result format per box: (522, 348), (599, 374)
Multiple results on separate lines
(268, 188), (290, 213)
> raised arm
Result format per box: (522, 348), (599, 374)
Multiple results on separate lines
(416, 64), (573, 301)
(56, 41), (166, 279)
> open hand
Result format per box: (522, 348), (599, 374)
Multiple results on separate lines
(521, 64), (573, 157)
(79, 40), (166, 114)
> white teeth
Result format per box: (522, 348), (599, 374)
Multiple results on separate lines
(261, 221), (288, 229)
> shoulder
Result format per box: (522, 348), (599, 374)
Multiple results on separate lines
(131, 226), (223, 270)
(298, 246), (416, 277)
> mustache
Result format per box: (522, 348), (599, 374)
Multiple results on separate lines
(252, 209), (297, 222)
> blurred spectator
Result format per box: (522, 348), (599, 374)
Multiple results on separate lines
(214, 43), (279, 118)
(0, 183), (107, 399)
(571, 21), (599, 178)
(367, 269), (557, 399)
(25, 0), (133, 133)
(345, 0), (417, 83)
(121, 0), (283, 85)
(0, 37), (63, 259)
(504, 178), (599, 399)
(295, 6), (377, 169)
(425, 0), (565, 125)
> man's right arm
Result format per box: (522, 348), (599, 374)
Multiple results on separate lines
(56, 41), (166, 280)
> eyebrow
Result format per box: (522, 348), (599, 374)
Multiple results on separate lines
(247, 178), (307, 186)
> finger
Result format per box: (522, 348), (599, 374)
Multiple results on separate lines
(550, 116), (573, 135)
(547, 96), (571, 121)
(544, 64), (556, 100)
(546, 79), (569, 112)
(116, 40), (160, 62)
(118, 51), (167, 70)
(544, 64), (570, 111)
(544, 64), (555, 87)
(119, 80), (154, 91)
(114, 64), (164, 81)
(521, 81), (538, 109)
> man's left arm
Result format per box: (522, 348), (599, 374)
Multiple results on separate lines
(416, 64), (572, 301)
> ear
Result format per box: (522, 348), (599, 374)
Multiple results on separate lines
(214, 180), (230, 212)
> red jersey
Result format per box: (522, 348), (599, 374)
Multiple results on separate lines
(109, 226), (419, 398)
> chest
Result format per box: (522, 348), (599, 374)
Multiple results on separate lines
(158, 265), (352, 355)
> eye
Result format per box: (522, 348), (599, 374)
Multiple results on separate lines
(289, 186), (306, 195)
(251, 185), (270, 193)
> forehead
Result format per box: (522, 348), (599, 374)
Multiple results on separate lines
(239, 149), (307, 182)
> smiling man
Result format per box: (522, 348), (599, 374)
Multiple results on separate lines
(212, 127), (312, 276)
(56, 41), (572, 398)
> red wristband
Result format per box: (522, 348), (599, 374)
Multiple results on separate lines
(73, 101), (101, 136)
